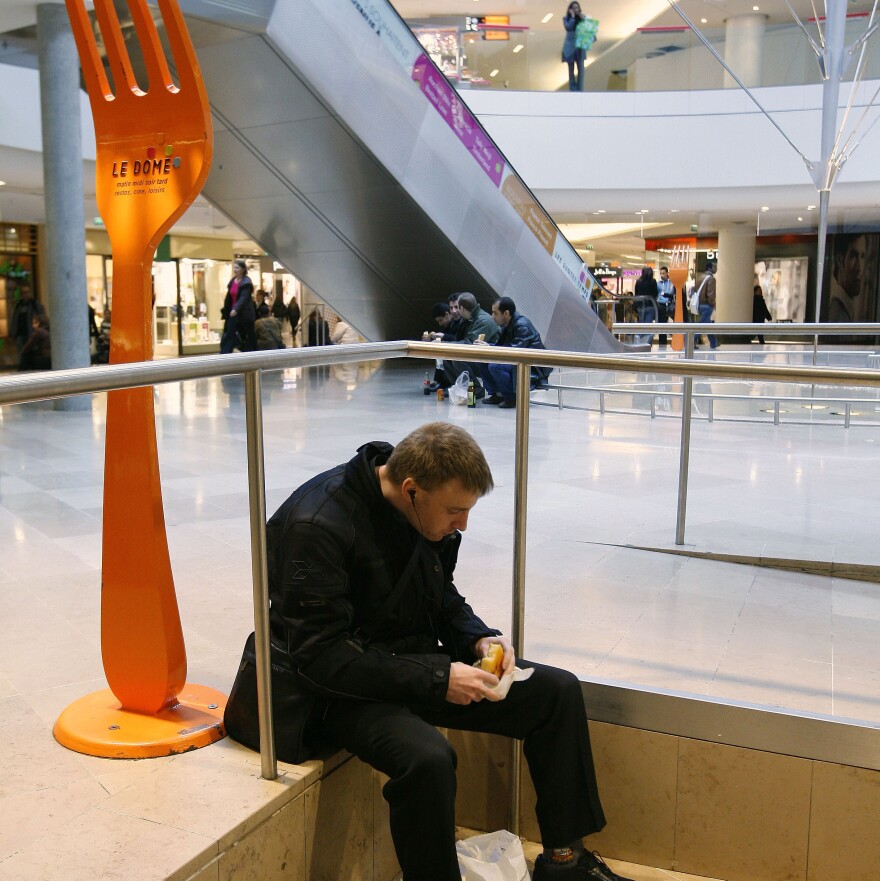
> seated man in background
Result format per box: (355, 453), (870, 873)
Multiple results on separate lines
(440, 291), (500, 396)
(423, 302), (458, 392)
(446, 292), (465, 340)
(422, 302), (455, 343)
(17, 314), (52, 371)
(249, 422), (632, 881)
(477, 296), (552, 409)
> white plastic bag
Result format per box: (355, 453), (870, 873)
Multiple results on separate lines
(449, 370), (470, 406)
(456, 830), (528, 881)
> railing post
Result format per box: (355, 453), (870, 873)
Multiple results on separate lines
(599, 390), (605, 414)
(509, 362), (531, 834)
(245, 369), (277, 781)
(845, 402), (852, 428)
(651, 394), (656, 419)
(774, 401), (780, 425)
(675, 333), (695, 545)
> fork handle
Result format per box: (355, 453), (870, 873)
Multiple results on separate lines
(101, 258), (186, 713)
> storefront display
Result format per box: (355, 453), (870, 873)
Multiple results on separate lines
(754, 257), (808, 322)
(411, 23), (518, 88)
(0, 224), (39, 365)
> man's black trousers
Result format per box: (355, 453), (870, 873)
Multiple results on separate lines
(317, 661), (606, 881)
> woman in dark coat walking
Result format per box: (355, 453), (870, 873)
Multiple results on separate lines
(634, 266), (659, 345)
(220, 259), (256, 354)
(752, 285), (772, 344)
(305, 307), (330, 347)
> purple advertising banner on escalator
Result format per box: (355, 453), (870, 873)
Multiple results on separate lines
(412, 54), (504, 188)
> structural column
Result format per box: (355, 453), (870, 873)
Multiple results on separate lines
(716, 225), (756, 323)
(724, 13), (767, 88)
(37, 3), (90, 410)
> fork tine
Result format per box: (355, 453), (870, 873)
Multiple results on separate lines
(63, 0), (113, 107)
(127, 0), (176, 95)
(92, 0), (142, 99)
(156, 0), (204, 96)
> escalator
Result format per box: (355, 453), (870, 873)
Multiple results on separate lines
(179, 0), (629, 352)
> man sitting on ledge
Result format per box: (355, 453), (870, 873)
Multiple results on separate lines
(248, 422), (632, 881)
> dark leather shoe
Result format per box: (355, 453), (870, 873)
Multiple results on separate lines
(498, 398), (516, 409)
(483, 394), (504, 405)
(532, 851), (634, 881)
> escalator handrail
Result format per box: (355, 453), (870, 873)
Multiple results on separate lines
(358, 0), (607, 303)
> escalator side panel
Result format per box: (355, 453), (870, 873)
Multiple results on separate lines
(185, 0), (627, 351)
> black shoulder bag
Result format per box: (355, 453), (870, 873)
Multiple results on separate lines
(224, 538), (425, 764)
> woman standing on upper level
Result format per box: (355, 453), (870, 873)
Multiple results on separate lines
(562, 2), (586, 91)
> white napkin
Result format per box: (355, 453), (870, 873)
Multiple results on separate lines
(472, 660), (535, 700)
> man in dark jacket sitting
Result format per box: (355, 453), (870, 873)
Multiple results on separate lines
(254, 423), (630, 881)
(477, 296), (552, 409)
(440, 292), (500, 396)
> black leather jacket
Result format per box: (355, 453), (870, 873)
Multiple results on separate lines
(266, 442), (499, 708)
(496, 312), (552, 382)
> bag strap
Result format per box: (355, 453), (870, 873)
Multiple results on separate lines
(351, 538), (425, 648)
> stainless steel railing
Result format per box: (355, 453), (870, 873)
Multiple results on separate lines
(2, 336), (879, 795)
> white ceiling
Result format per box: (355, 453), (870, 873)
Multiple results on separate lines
(1, 0), (877, 257)
(394, 0), (875, 33)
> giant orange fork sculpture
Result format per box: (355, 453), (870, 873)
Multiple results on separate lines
(54, 0), (225, 758)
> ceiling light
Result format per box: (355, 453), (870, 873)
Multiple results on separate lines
(807, 204), (816, 210)
(489, 69), (499, 77)
(760, 206), (769, 211)
(798, 216), (803, 221)
(597, 209), (606, 213)
(0, 180), (6, 186)
(700, 18), (708, 23)
(513, 44), (523, 53)
(541, 13), (554, 24)
(753, 5), (760, 9)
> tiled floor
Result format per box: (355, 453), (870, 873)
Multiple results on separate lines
(1, 351), (879, 878)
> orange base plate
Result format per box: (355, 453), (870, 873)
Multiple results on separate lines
(54, 684), (227, 759)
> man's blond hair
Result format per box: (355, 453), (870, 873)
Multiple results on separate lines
(386, 422), (493, 496)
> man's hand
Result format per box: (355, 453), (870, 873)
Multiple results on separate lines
(445, 662), (501, 705)
(472, 338), (490, 347)
(474, 635), (515, 676)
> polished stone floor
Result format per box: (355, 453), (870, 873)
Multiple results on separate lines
(1, 352), (879, 878)
(2, 356), (880, 717)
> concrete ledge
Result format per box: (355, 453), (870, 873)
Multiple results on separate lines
(0, 735), (401, 881)
(450, 722), (880, 881)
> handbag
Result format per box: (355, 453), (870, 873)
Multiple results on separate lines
(224, 631), (317, 764)
(689, 275), (709, 316)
